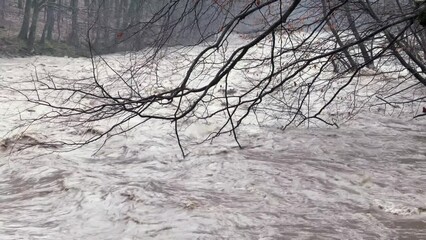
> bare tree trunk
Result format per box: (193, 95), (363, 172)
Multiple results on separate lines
(102, 0), (112, 46)
(56, 0), (62, 41)
(28, 1), (45, 50)
(46, 0), (55, 41)
(95, 0), (103, 46)
(18, 0), (33, 40)
(320, 0), (357, 70)
(40, 0), (55, 44)
(69, 0), (79, 47)
(361, 1), (426, 86)
(342, 2), (374, 68)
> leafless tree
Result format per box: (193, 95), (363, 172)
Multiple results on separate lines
(16, 0), (426, 156)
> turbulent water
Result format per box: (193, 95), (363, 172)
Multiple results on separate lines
(1, 56), (426, 239)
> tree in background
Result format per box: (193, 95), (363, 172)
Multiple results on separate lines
(27, 0), (47, 49)
(18, 0), (32, 40)
(69, 0), (78, 46)
(40, 0), (56, 44)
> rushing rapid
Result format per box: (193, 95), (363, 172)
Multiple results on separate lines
(1, 56), (425, 240)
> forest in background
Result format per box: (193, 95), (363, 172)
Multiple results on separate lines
(0, 0), (425, 60)
(0, 0), (246, 57)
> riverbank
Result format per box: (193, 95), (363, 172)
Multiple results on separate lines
(0, 29), (84, 58)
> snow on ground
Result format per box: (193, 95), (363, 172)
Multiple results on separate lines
(0, 47), (426, 239)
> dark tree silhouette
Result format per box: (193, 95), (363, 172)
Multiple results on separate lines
(18, 0), (33, 40)
(40, 0), (56, 44)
